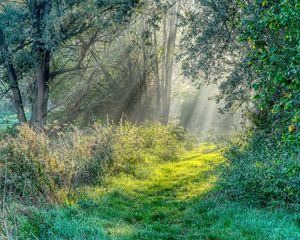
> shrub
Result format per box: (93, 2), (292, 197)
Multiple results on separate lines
(137, 122), (186, 161)
(0, 122), (189, 203)
(221, 130), (300, 208)
(0, 125), (59, 203)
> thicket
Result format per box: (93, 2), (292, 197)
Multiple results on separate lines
(0, 122), (189, 204)
(221, 131), (299, 208)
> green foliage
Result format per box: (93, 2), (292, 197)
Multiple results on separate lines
(218, 0), (300, 208)
(180, 0), (299, 207)
(2, 204), (105, 239)
(221, 131), (300, 207)
(178, 0), (250, 110)
(135, 122), (187, 161)
(239, 0), (300, 137)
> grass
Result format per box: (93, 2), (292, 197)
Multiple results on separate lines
(18, 144), (300, 239)
(0, 112), (31, 129)
(0, 112), (17, 130)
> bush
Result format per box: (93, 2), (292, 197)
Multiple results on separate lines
(0, 126), (60, 203)
(221, 130), (300, 208)
(0, 122), (188, 203)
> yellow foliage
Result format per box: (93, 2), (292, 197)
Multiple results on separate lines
(288, 125), (296, 133)
(0, 122), (188, 202)
(262, 0), (268, 7)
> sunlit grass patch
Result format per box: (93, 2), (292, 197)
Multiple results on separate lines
(106, 222), (136, 238)
(66, 144), (299, 239)
(89, 144), (224, 202)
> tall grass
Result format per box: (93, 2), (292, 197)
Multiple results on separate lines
(0, 122), (189, 201)
(0, 121), (191, 237)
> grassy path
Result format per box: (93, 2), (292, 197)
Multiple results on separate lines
(28, 145), (299, 239)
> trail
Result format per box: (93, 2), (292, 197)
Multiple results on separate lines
(45, 145), (299, 240)
(73, 145), (223, 239)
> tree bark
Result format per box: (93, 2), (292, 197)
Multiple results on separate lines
(0, 29), (27, 123)
(30, 50), (50, 131)
(30, 0), (51, 131)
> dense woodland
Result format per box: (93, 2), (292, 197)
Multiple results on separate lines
(0, 0), (299, 239)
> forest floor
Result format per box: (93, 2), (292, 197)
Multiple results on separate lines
(32, 144), (299, 239)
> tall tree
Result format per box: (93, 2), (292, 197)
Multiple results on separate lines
(153, 29), (162, 118)
(161, 3), (178, 123)
(29, 0), (51, 130)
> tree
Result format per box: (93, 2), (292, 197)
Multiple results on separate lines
(0, 28), (27, 123)
(179, 0), (249, 111)
(0, 0), (136, 130)
(161, 3), (178, 123)
(46, 1), (182, 125)
(179, 0), (299, 145)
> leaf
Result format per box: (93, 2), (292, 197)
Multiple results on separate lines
(252, 83), (260, 91)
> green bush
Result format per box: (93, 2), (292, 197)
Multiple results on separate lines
(219, 0), (300, 210)
(77, 121), (188, 181)
(0, 126), (59, 203)
(221, 130), (300, 208)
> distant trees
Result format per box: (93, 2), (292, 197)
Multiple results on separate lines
(0, 28), (27, 123)
(179, 0), (247, 109)
(41, 1), (181, 126)
(160, 3), (179, 123)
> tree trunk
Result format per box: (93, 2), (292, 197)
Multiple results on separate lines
(160, 16), (167, 122)
(30, 50), (50, 131)
(0, 29), (27, 123)
(30, 0), (51, 131)
(161, 4), (178, 124)
(153, 29), (162, 119)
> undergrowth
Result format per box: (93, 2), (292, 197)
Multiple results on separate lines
(221, 130), (300, 209)
(1, 123), (299, 239)
(0, 121), (193, 238)
(0, 122), (190, 202)
(2, 145), (299, 239)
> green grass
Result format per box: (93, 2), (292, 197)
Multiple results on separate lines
(18, 144), (300, 239)
(0, 112), (18, 129)
(0, 112), (31, 129)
